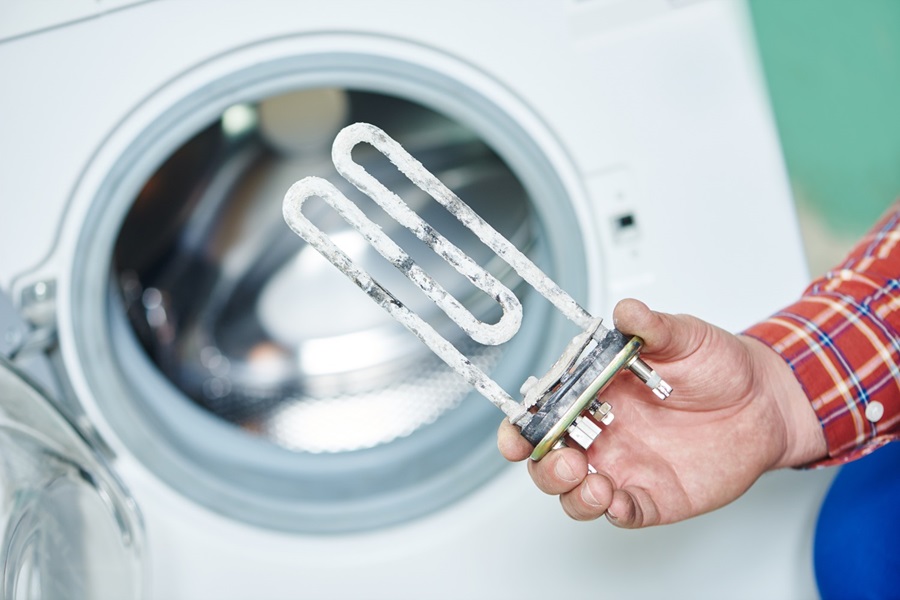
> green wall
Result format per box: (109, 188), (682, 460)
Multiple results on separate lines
(748, 0), (900, 239)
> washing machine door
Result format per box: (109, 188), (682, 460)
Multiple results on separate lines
(70, 77), (589, 534)
(0, 356), (145, 600)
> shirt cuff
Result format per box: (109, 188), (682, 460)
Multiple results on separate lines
(744, 293), (900, 468)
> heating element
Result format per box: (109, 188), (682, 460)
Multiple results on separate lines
(283, 123), (671, 460)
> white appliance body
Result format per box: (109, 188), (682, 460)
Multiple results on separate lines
(0, 1), (835, 598)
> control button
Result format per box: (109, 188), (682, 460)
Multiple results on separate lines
(865, 401), (884, 423)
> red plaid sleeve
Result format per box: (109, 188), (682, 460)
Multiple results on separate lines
(744, 201), (900, 467)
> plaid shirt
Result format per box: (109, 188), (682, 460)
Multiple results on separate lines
(744, 202), (900, 467)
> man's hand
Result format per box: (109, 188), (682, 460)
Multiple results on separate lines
(497, 298), (827, 528)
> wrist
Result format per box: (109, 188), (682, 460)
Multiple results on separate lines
(739, 335), (828, 469)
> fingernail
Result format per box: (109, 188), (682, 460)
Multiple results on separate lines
(554, 457), (578, 482)
(581, 481), (600, 507)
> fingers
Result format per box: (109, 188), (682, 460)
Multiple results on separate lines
(528, 455), (647, 525)
(606, 486), (661, 528)
(499, 424), (608, 514)
(526, 447), (588, 494)
(613, 298), (672, 353)
(562, 482), (662, 528)
(559, 472), (615, 521)
(612, 298), (705, 362)
(524, 444), (663, 527)
(497, 419), (532, 462)
(499, 423), (663, 527)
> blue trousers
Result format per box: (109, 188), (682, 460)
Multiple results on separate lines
(814, 441), (900, 599)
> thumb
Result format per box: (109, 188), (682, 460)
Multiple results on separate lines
(612, 298), (706, 362)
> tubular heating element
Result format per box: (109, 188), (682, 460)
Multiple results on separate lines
(283, 123), (671, 460)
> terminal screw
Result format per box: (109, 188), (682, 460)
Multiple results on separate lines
(626, 356), (672, 400)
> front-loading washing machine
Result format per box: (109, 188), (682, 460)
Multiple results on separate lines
(0, 1), (836, 598)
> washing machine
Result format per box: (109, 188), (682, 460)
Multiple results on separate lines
(0, 1), (836, 598)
